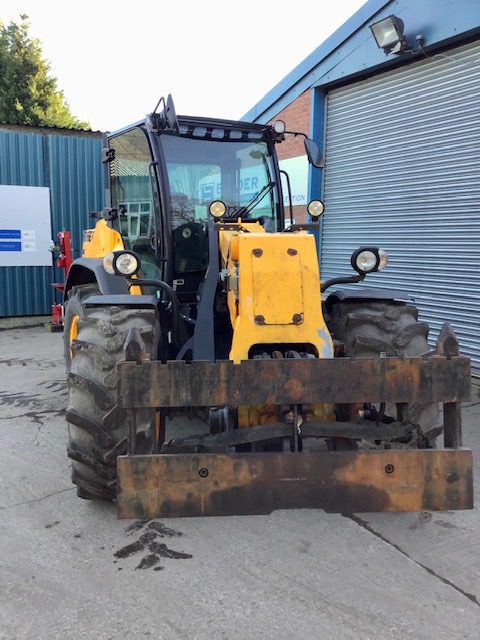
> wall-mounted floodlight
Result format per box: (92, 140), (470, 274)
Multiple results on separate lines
(370, 15), (411, 55)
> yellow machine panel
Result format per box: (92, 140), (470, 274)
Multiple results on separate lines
(82, 219), (124, 257)
(227, 231), (333, 363)
(252, 245), (303, 325)
(82, 220), (141, 295)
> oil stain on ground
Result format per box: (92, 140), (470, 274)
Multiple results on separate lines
(114, 520), (192, 570)
(0, 391), (42, 408)
(0, 357), (58, 369)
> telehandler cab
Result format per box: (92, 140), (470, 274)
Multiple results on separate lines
(64, 95), (472, 518)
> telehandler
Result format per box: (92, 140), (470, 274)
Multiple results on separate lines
(63, 96), (472, 518)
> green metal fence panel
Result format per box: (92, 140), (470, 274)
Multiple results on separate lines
(0, 127), (103, 317)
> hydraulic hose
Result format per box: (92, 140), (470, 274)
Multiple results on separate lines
(129, 278), (188, 349)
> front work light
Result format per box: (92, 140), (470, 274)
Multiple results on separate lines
(209, 200), (227, 219)
(307, 200), (325, 218)
(272, 119), (286, 142)
(351, 247), (388, 274)
(103, 250), (140, 276)
(370, 15), (410, 54)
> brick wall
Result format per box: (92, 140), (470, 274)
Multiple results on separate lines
(287, 204), (307, 224)
(268, 90), (311, 222)
(268, 90), (311, 160)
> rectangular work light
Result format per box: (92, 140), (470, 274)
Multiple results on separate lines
(370, 15), (408, 54)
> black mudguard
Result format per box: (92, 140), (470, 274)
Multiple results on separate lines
(64, 258), (129, 299)
(326, 286), (413, 307)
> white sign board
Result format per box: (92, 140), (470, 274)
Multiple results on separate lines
(0, 185), (52, 267)
(279, 155), (309, 206)
(195, 155), (309, 208)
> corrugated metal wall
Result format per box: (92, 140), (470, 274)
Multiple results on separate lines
(0, 128), (103, 316)
(321, 40), (480, 371)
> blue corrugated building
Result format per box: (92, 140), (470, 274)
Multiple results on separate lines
(0, 124), (103, 317)
(244, 0), (480, 370)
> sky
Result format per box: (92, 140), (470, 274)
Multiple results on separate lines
(1, 0), (367, 132)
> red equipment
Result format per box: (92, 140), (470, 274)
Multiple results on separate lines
(49, 230), (73, 330)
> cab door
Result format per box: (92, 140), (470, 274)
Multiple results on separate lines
(108, 127), (163, 281)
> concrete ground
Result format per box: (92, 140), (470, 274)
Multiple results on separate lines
(0, 325), (479, 640)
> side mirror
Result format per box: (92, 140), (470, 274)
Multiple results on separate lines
(304, 138), (325, 168)
(165, 94), (180, 134)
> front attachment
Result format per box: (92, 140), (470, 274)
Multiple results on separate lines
(116, 323), (472, 518)
(118, 449), (472, 518)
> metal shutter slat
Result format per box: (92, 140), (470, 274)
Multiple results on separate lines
(322, 40), (480, 372)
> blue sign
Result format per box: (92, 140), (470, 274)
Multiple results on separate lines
(0, 241), (22, 251)
(0, 229), (21, 239)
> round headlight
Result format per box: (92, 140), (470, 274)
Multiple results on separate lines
(307, 200), (325, 218)
(351, 247), (381, 274)
(115, 252), (139, 276)
(273, 120), (286, 134)
(355, 250), (377, 273)
(209, 200), (227, 219)
(356, 250), (377, 272)
(103, 250), (140, 276)
(103, 252), (115, 275)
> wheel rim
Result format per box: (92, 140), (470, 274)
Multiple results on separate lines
(69, 314), (79, 358)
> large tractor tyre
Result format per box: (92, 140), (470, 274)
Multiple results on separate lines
(64, 284), (99, 372)
(327, 300), (442, 448)
(66, 304), (158, 501)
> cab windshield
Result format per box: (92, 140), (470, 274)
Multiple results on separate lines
(160, 127), (280, 232)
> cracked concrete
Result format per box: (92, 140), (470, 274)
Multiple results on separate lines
(1, 325), (479, 639)
(344, 513), (480, 608)
(0, 487), (76, 511)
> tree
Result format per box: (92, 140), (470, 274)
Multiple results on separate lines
(0, 15), (90, 129)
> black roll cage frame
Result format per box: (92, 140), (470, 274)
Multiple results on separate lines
(105, 116), (287, 287)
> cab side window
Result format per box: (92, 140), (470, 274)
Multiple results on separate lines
(109, 128), (161, 279)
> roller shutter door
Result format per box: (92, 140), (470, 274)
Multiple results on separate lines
(321, 40), (480, 371)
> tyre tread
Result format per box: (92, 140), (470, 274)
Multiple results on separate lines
(66, 305), (157, 501)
